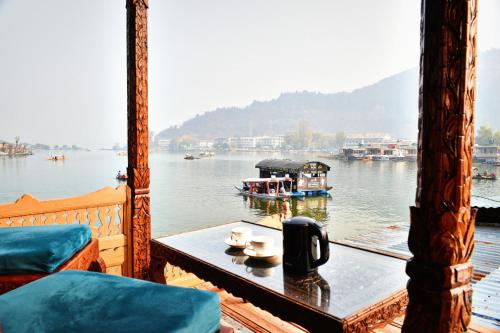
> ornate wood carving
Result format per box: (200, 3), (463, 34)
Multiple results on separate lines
(344, 291), (408, 333)
(126, 0), (151, 280)
(150, 241), (168, 284)
(89, 257), (107, 273)
(403, 0), (478, 332)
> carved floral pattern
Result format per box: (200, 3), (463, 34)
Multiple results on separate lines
(404, 0), (477, 332)
(126, 0), (150, 280)
(345, 292), (408, 333)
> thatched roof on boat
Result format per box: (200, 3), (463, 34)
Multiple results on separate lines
(255, 159), (330, 173)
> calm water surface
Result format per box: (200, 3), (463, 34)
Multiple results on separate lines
(1, 151), (498, 240)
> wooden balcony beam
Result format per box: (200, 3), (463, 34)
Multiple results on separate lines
(403, 0), (478, 331)
(126, 0), (150, 280)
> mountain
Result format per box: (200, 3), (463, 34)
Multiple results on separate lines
(157, 49), (500, 140)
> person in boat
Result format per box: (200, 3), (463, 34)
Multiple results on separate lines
(117, 171), (122, 179)
(279, 185), (286, 194)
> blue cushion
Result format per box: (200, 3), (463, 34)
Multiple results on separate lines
(0, 225), (91, 274)
(0, 270), (221, 333)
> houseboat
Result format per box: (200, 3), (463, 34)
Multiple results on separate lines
(235, 177), (299, 199)
(254, 159), (332, 196)
(342, 148), (367, 161)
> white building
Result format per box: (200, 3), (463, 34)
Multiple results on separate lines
(345, 133), (392, 147)
(198, 140), (214, 149)
(158, 139), (171, 150)
(474, 146), (500, 162)
(229, 137), (257, 149)
(255, 136), (285, 149)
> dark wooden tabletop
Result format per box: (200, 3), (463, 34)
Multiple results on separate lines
(153, 221), (409, 332)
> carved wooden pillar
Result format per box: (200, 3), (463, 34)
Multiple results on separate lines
(402, 0), (478, 332)
(126, 0), (150, 280)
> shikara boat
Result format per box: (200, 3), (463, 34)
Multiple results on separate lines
(472, 168), (497, 180)
(235, 177), (304, 199)
(47, 155), (65, 161)
(116, 174), (128, 181)
(473, 172), (497, 180)
(255, 159), (332, 196)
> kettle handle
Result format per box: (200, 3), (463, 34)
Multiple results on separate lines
(310, 223), (329, 268)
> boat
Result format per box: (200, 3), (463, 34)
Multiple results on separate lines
(198, 151), (215, 158)
(116, 174), (128, 181)
(115, 171), (128, 181)
(473, 171), (497, 180)
(372, 155), (390, 161)
(184, 153), (197, 160)
(117, 151), (127, 156)
(47, 155), (65, 161)
(347, 155), (364, 161)
(255, 159), (332, 196)
(235, 177), (303, 199)
(0, 152), (8, 156)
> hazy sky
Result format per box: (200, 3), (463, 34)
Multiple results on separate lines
(0, 0), (499, 147)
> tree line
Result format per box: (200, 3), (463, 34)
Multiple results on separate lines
(475, 125), (500, 146)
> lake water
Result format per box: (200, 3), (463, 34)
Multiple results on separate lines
(1, 151), (498, 240)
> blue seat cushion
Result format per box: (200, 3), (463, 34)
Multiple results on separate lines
(0, 224), (92, 274)
(0, 270), (221, 333)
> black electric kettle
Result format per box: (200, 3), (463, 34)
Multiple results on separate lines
(282, 217), (329, 274)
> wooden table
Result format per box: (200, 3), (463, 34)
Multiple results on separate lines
(152, 222), (409, 332)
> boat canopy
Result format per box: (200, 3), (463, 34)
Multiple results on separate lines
(255, 159), (330, 173)
(243, 177), (293, 183)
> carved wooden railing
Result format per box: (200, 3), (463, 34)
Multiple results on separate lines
(0, 186), (131, 277)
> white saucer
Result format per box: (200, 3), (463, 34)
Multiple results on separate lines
(224, 238), (247, 249)
(243, 247), (282, 259)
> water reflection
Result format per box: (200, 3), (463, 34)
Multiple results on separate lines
(283, 270), (331, 310)
(224, 247), (248, 265)
(224, 246), (281, 277)
(243, 195), (331, 224)
(244, 256), (281, 277)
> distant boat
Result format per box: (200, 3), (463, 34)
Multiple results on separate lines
(199, 151), (215, 158)
(0, 152), (8, 156)
(116, 173), (128, 181)
(473, 172), (497, 180)
(184, 153), (199, 160)
(472, 168), (496, 180)
(372, 155), (390, 161)
(117, 151), (127, 156)
(47, 155), (65, 161)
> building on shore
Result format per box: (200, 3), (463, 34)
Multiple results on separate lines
(0, 141), (33, 156)
(344, 132), (392, 147)
(228, 136), (284, 150)
(474, 145), (500, 163)
(342, 141), (417, 161)
(158, 139), (171, 151)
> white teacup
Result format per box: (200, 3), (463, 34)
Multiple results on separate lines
(246, 266), (274, 277)
(230, 227), (252, 245)
(247, 236), (274, 256)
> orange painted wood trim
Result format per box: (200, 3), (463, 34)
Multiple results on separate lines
(0, 186), (127, 219)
